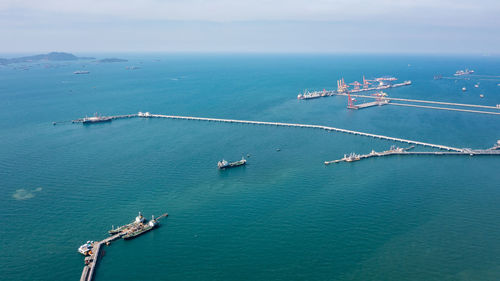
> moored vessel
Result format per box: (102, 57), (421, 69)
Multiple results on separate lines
(80, 113), (112, 124)
(108, 212), (145, 234)
(217, 157), (246, 169)
(344, 152), (361, 162)
(123, 214), (166, 240)
(78, 241), (94, 256)
(454, 69), (474, 76)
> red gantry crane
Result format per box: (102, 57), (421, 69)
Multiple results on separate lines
(363, 75), (372, 89)
(349, 81), (362, 91)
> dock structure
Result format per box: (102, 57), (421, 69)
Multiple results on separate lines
(297, 81), (500, 115)
(79, 212), (168, 281)
(327, 92), (500, 115)
(67, 112), (500, 153)
(68, 112), (471, 152)
(325, 146), (500, 165)
(144, 113), (464, 152)
(388, 102), (500, 115)
(348, 99), (389, 110)
(342, 93), (500, 110)
(80, 233), (123, 281)
(336, 92), (500, 114)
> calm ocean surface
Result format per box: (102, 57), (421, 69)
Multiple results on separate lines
(1, 54), (499, 281)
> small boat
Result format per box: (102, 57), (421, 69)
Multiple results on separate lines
(462, 87), (467, 92)
(480, 94), (484, 98)
(78, 241), (94, 256)
(218, 157), (246, 169)
(474, 84), (479, 88)
(73, 70), (90, 74)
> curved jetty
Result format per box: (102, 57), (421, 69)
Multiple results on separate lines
(63, 112), (500, 155)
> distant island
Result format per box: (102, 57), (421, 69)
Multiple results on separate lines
(95, 58), (128, 63)
(0, 52), (95, 65)
(0, 52), (128, 65)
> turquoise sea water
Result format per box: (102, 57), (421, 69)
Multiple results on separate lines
(1, 54), (499, 281)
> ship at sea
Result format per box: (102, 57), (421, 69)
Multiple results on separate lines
(454, 69), (474, 76)
(73, 70), (90, 74)
(79, 113), (112, 124)
(217, 157), (247, 169)
(122, 214), (168, 240)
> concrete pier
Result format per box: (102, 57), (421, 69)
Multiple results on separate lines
(68, 112), (499, 153)
(145, 113), (464, 152)
(78, 213), (168, 281)
(80, 233), (123, 281)
(331, 92), (500, 114)
(325, 147), (500, 165)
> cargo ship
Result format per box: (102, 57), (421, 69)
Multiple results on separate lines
(454, 69), (474, 76)
(123, 213), (168, 240)
(74, 70), (90, 74)
(217, 157), (246, 169)
(81, 113), (112, 124)
(108, 212), (145, 235)
(343, 153), (361, 162)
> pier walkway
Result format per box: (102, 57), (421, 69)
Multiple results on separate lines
(78, 212), (168, 281)
(389, 103), (500, 115)
(143, 114), (463, 152)
(333, 92), (500, 111)
(298, 90), (500, 115)
(348, 100), (389, 110)
(80, 233), (123, 281)
(68, 112), (498, 153)
(325, 147), (500, 165)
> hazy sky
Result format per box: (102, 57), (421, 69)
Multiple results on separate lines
(1, 0), (499, 54)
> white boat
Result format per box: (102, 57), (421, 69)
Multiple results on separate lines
(78, 241), (94, 256)
(454, 69), (474, 76)
(462, 87), (467, 91)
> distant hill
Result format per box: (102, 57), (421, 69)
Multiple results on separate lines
(95, 58), (128, 63)
(0, 52), (95, 65)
